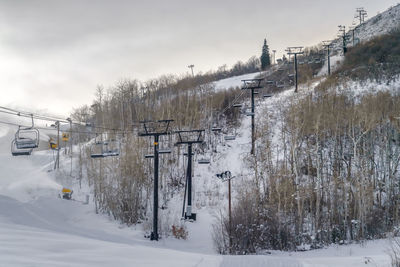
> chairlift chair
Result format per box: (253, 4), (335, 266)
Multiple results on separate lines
(14, 127), (40, 149)
(198, 158), (211, 164)
(91, 139), (121, 158)
(14, 115), (40, 150)
(159, 148), (172, 154)
(11, 139), (32, 156)
(233, 104), (242, 108)
(224, 135), (236, 141)
(211, 127), (222, 132)
(103, 139), (121, 157)
(90, 141), (105, 158)
(276, 82), (285, 88)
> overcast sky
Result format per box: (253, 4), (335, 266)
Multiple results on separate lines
(0, 0), (398, 116)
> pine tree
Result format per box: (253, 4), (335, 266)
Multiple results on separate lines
(260, 38), (271, 70)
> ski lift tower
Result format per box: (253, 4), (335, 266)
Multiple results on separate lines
(138, 119), (174, 241)
(338, 25), (348, 55)
(175, 129), (208, 221)
(322, 41), (333, 75)
(286, 47), (304, 93)
(355, 8), (367, 26)
(241, 78), (264, 155)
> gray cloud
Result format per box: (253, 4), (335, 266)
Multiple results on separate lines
(0, 0), (397, 115)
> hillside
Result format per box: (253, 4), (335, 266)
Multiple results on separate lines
(1, 2), (400, 267)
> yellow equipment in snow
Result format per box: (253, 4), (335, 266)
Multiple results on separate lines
(62, 133), (69, 142)
(49, 138), (57, 149)
(62, 188), (73, 200)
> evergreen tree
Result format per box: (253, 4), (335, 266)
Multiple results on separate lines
(260, 38), (271, 70)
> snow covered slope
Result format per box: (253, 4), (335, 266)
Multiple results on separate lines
(331, 4), (400, 53)
(213, 72), (261, 91)
(0, 72), (397, 266)
(355, 4), (400, 43)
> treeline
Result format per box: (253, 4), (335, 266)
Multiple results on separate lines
(215, 89), (400, 253)
(70, 74), (243, 227)
(214, 29), (400, 254)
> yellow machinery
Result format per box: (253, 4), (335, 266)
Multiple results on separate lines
(49, 138), (57, 149)
(62, 133), (69, 142)
(62, 188), (73, 200)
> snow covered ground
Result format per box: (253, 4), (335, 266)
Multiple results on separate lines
(0, 73), (397, 266)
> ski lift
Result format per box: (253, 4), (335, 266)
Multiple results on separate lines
(224, 135), (236, 141)
(198, 158), (211, 164)
(233, 104), (242, 108)
(102, 139), (120, 157)
(90, 137), (121, 158)
(14, 115), (40, 149)
(159, 148), (172, 154)
(90, 141), (106, 158)
(11, 139), (32, 156)
(276, 82), (285, 88)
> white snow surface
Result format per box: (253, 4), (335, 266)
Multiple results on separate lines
(213, 72), (261, 91)
(0, 73), (398, 266)
(317, 55), (344, 77)
(331, 3), (400, 54)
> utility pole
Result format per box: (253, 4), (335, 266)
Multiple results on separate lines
(54, 121), (60, 170)
(241, 78), (264, 155)
(139, 119), (174, 241)
(322, 41), (333, 75)
(338, 25), (347, 55)
(175, 129), (208, 221)
(286, 47), (304, 93)
(188, 64), (195, 77)
(272, 50), (277, 65)
(67, 118), (73, 176)
(216, 170), (235, 253)
(349, 27), (357, 47)
(355, 8), (367, 26)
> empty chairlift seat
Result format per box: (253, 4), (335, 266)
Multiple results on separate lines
(90, 141), (106, 158)
(11, 139), (33, 156)
(14, 127), (39, 149)
(103, 140), (120, 157)
(91, 139), (121, 158)
(198, 158), (211, 164)
(224, 135), (236, 141)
